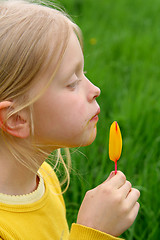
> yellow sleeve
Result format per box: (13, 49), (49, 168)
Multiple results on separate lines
(69, 224), (124, 240)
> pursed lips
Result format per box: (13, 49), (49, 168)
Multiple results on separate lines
(90, 107), (100, 121)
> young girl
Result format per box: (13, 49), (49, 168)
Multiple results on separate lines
(0, 0), (140, 239)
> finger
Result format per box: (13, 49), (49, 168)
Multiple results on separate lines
(127, 202), (140, 227)
(108, 171), (126, 189)
(119, 180), (132, 198)
(125, 188), (140, 208)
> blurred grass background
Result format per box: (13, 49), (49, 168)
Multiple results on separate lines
(54, 0), (160, 239)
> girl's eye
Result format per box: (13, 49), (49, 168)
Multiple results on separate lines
(67, 79), (81, 90)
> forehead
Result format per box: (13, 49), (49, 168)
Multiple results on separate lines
(54, 31), (84, 80)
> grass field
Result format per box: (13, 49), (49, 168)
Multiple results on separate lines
(55, 0), (160, 239)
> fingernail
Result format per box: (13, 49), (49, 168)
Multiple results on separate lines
(109, 171), (115, 178)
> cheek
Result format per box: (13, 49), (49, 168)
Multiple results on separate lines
(59, 104), (87, 132)
(54, 99), (89, 144)
(65, 100), (88, 124)
(35, 95), (86, 129)
(33, 89), (92, 146)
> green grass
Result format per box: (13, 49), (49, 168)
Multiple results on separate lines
(54, 0), (160, 239)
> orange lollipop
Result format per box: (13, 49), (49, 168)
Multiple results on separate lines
(109, 121), (122, 174)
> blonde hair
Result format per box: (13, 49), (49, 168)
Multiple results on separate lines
(0, 0), (83, 192)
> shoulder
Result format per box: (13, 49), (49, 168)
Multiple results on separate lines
(39, 161), (63, 196)
(39, 161), (59, 185)
(39, 161), (66, 207)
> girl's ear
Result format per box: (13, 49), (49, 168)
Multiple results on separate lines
(0, 101), (30, 138)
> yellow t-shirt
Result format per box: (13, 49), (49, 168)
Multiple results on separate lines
(0, 162), (122, 240)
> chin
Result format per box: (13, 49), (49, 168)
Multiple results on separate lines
(81, 127), (97, 146)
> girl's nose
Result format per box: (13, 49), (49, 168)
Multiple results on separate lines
(87, 80), (101, 102)
(93, 85), (101, 99)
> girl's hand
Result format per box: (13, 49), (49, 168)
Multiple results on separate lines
(77, 171), (140, 237)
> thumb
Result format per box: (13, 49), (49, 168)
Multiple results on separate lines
(105, 171), (116, 182)
(98, 171), (115, 188)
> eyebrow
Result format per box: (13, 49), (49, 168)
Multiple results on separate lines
(65, 58), (84, 81)
(75, 58), (84, 71)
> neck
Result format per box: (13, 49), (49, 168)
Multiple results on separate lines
(0, 143), (45, 196)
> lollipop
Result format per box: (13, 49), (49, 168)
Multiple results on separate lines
(109, 121), (122, 174)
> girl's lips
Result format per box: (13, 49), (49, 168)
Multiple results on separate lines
(90, 108), (100, 121)
(90, 115), (99, 121)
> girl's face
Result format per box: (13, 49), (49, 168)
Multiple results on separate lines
(33, 31), (100, 149)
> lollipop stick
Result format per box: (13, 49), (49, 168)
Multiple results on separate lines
(115, 160), (117, 174)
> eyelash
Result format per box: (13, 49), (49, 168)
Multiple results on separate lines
(66, 71), (87, 90)
(67, 79), (82, 90)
